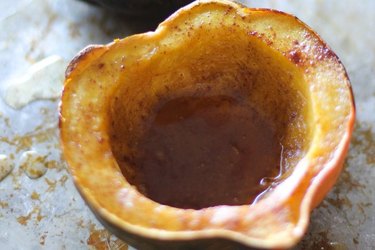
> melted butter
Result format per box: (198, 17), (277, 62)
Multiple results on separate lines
(0, 154), (13, 181)
(121, 95), (282, 209)
(2, 55), (66, 109)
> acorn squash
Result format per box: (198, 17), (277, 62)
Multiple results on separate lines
(60, 0), (355, 249)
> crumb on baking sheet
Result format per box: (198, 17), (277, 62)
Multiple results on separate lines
(86, 222), (128, 250)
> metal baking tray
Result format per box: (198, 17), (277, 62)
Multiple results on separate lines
(0, 0), (374, 249)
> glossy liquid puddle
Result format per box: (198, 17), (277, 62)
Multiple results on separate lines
(122, 95), (282, 209)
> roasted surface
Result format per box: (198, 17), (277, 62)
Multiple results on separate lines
(60, 0), (354, 249)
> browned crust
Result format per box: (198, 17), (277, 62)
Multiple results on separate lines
(65, 45), (105, 79)
(248, 7), (355, 113)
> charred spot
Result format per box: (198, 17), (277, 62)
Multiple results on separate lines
(224, 9), (230, 16)
(264, 8), (290, 17)
(98, 63), (104, 69)
(249, 30), (273, 46)
(288, 50), (304, 65)
(304, 32), (313, 40)
(315, 44), (337, 61)
(97, 136), (104, 144)
(265, 39), (273, 46)
(224, 6), (234, 15)
(248, 31), (272, 44)
(65, 45), (105, 78)
(58, 115), (63, 129)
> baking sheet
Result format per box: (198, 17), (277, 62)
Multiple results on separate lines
(0, 0), (374, 249)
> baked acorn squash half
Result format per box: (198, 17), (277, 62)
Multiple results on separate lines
(60, 0), (355, 249)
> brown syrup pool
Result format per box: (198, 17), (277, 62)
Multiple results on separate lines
(116, 95), (281, 209)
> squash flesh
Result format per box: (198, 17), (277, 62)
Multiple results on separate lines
(109, 23), (312, 207)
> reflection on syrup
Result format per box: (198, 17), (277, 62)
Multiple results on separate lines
(260, 145), (284, 184)
(122, 95), (283, 209)
(248, 145), (285, 205)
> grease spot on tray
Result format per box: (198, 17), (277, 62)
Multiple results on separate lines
(19, 150), (48, 179)
(17, 207), (44, 226)
(0, 201), (9, 209)
(31, 191), (40, 200)
(351, 123), (375, 164)
(40, 233), (47, 245)
(45, 178), (57, 192)
(0, 154), (13, 181)
(2, 55), (66, 109)
(298, 231), (346, 250)
(87, 223), (128, 250)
